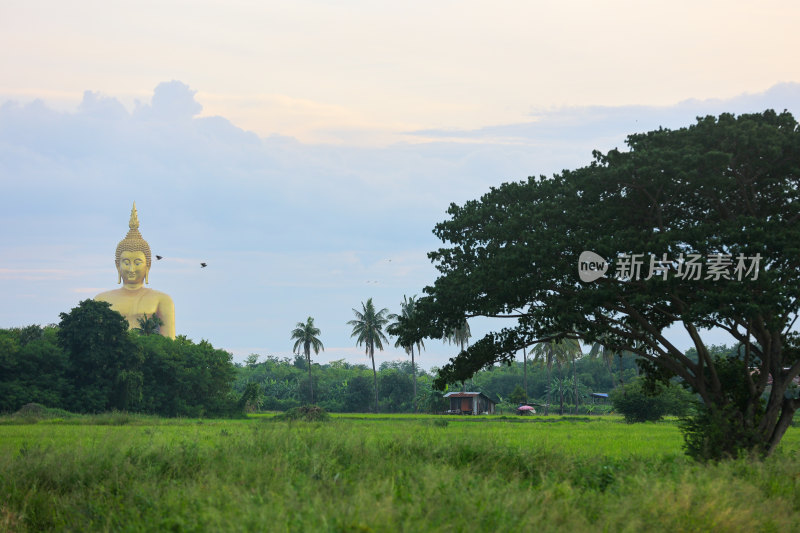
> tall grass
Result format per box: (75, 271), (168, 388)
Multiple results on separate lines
(0, 415), (797, 531)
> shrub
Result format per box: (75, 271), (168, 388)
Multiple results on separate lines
(680, 404), (762, 461)
(14, 403), (47, 418)
(273, 405), (331, 422)
(679, 355), (765, 461)
(10, 403), (75, 423)
(508, 385), (527, 405)
(610, 378), (691, 423)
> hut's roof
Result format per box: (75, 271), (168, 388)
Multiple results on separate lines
(444, 392), (493, 400)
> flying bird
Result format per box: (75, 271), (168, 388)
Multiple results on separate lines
(200, 263), (207, 268)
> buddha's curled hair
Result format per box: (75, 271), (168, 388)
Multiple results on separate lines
(115, 202), (152, 269)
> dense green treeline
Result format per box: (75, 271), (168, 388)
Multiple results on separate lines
(1, 301), (648, 416)
(0, 300), (236, 416)
(2, 301), (677, 417)
(233, 357), (445, 413)
(232, 349), (643, 413)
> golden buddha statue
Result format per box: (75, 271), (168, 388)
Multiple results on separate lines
(95, 202), (175, 338)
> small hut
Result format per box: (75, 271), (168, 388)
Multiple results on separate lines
(590, 392), (609, 404)
(443, 392), (496, 415)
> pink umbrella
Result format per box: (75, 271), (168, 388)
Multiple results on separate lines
(517, 405), (535, 411)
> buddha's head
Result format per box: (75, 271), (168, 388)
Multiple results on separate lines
(115, 202), (151, 285)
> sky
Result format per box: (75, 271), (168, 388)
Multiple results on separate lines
(1, 1), (800, 371)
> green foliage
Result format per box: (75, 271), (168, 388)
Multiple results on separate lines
(0, 326), (69, 413)
(387, 295), (425, 412)
(387, 295), (425, 356)
(57, 299), (141, 413)
(0, 312), (639, 420)
(549, 376), (590, 407)
(410, 110), (800, 457)
(348, 298), (390, 356)
(134, 313), (163, 335)
(273, 405), (331, 422)
(348, 298), (390, 413)
(0, 304), (236, 417)
(135, 334), (237, 417)
(290, 316), (324, 404)
(231, 348), (631, 415)
(680, 404), (761, 461)
(610, 377), (693, 423)
(444, 318), (471, 351)
(344, 375), (374, 412)
(9, 403), (75, 423)
(508, 384), (527, 404)
(679, 355), (766, 460)
(238, 382), (262, 413)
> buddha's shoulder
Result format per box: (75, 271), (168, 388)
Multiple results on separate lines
(143, 288), (175, 303)
(95, 288), (173, 303)
(94, 289), (122, 301)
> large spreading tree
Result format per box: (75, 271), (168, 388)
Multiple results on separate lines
(406, 110), (800, 459)
(57, 299), (141, 412)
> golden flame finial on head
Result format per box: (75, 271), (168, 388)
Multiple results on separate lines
(115, 201), (151, 283)
(129, 201), (139, 230)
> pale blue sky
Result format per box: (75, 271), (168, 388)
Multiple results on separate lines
(1, 1), (799, 369)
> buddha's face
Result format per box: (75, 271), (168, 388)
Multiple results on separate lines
(118, 250), (149, 286)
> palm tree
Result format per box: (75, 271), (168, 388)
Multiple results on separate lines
(588, 334), (642, 388)
(563, 338), (583, 414)
(531, 337), (582, 414)
(445, 319), (471, 353)
(531, 341), (556, 415)
(445, 319), (471, 390)
(588, 339), (618, 388)
(387, 295), (425, 412)
(135, 313), (163, 335)
(290, 317), (324, 404)
(348, 298), (390, 413)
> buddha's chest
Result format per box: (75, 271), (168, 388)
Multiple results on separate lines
(110, 291), (160, 319)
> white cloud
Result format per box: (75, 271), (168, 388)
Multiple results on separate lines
(0, 269), (77, 281)
(2, 81), (799, 369)
(139, 81), (203, 121)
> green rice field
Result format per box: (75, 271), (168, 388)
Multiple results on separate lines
(1, 413), (798, 532)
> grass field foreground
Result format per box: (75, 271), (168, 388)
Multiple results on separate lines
(1, 413), (798, 532)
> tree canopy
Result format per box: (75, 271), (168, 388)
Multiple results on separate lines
(57, 299), (140, 412)
(407, 110), (800, 458)
(0, 300), (237, 416)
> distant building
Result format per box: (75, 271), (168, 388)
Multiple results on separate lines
(443, 392), (496, 415)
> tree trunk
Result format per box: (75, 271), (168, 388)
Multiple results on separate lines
(523, 347), (528, 404)
(558, 360), (564, 415)
(572, 354), (578, 415)
(371, 344), (379, 413)
(306, 347), (313, 404)
(545, 359), (551, 416)
(618, 353), (624, 387)
(766, 398), (800, 455)
(605, 353), (615, 389)
(411, 345), (417, 413)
